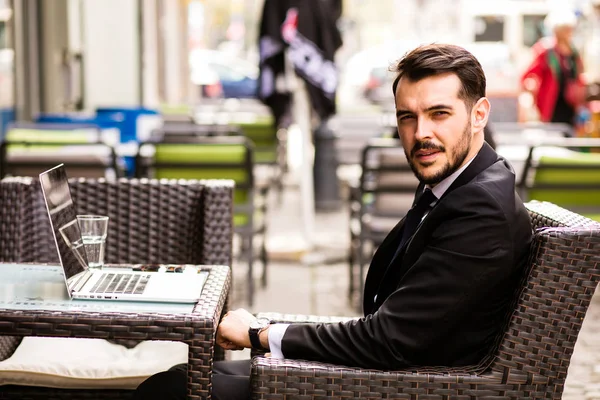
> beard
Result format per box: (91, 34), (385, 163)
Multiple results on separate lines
(404, 121), (472, 185)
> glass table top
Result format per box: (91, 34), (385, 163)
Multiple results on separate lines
(0, 263), (197, 314)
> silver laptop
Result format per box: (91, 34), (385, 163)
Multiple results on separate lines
(39, 164), (209, 303)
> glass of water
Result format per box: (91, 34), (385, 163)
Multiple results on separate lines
(76, 215), (109, 268)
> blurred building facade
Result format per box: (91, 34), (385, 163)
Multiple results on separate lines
(0, 0), (599, 132)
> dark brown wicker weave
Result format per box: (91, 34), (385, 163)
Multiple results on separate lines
(0, 176), (234, 266)
(252, 200), (600, 399)
(0, 177), (234, 399)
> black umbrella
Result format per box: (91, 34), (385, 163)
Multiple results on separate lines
(257, 0), (343, 127)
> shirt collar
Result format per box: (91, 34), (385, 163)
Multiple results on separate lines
(426, 155), (477, 200)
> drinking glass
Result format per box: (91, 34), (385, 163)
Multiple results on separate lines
(76, 215), (109, 268)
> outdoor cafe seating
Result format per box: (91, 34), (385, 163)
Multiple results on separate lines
(135, 135), (268, 306)
(0, 122), (122, 180)
(0, 176), (234, 399)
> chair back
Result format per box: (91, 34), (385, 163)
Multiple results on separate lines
(478, 201), (600, 391)
(0, 177), (51, 262)
(0, 177), (234, 266)
(0, 122), (118, 179)
(236, 118), (279, 165)
(360, 138), (419, 220)
(194, 102), (281, 167)
(136, 135), (254, 227)
(518, 140), (600, 220)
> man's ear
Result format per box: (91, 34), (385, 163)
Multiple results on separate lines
(471, 97), (491, 132)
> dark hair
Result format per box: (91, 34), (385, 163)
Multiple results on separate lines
(391, 44), (486, 109)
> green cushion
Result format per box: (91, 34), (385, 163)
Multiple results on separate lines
(154, 144), (246, 163)
(530, 152), (600, 206)
(584, 214), (600, 222)
(5, 129), (94, 144)
(233, 214), (247, 227)
(237, 119), (277, 143)
(254, 149), (277, 164)
(239, 123), (278, 164)
(154, 144), (249, 182)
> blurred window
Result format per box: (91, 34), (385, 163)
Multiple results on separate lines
(523, 14), (546, 47)
(474, 16), (505, 42)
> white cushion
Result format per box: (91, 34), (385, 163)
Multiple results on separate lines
(0, 337), (188, 389)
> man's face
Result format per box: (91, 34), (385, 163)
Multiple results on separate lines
(394, 73), (484, 186)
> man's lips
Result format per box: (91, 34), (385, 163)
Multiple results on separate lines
(414, 149), (441, 161)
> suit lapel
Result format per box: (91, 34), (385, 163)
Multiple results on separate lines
(438, 142), (498, 202)
(362, 184), (423, 313)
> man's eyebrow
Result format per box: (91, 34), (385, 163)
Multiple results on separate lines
(396, 104), (453, 118)
(395, 109), (412, 118)
(424, 104), (453, 112)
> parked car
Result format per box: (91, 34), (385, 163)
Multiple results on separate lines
(189, 49), (258, 99)
(338, 40), (419, 109)
(363, 66), (395, 106)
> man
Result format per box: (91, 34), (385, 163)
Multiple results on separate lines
(134, 43), (533, 399)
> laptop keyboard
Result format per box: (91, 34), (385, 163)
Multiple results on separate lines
(90, 273), (151, 295)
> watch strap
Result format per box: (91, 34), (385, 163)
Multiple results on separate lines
(249, 326), (268, 351)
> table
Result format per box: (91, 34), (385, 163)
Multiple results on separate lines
(0, 263), (231, 399)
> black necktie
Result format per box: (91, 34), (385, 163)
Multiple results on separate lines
(391, 188), (437, 261)
(374, 188), (437, 307)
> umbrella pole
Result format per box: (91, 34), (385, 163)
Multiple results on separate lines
(286, 54), (316, 250)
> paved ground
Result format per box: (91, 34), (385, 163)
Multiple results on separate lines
(227, 181), (600, 398)
(229, 181), (357, 317)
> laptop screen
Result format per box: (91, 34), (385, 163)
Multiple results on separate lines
(39, 164), (89, 280)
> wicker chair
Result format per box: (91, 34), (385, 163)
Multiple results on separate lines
(252, 200), (600, 399)
(0, 176), (234, 399)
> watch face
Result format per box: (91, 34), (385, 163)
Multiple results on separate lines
(249, 318), (270, 330)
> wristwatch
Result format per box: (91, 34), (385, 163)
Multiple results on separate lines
(248, 317), (271, 351)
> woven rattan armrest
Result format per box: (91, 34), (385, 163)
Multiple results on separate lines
(250, 356), (522, 399)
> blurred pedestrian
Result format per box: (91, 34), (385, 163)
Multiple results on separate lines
(521, 9), (586, 126)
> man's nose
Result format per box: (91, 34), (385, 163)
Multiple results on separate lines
(414, 118), (433, 141)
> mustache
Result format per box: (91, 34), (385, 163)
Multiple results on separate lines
(410, 141), (445, 157)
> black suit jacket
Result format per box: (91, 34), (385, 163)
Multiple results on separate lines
(281, 143), (533, 369)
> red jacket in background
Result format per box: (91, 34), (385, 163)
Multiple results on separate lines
(520, 37), (585, 122)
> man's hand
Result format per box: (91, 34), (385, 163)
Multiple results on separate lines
(216, 308), (256, 350)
